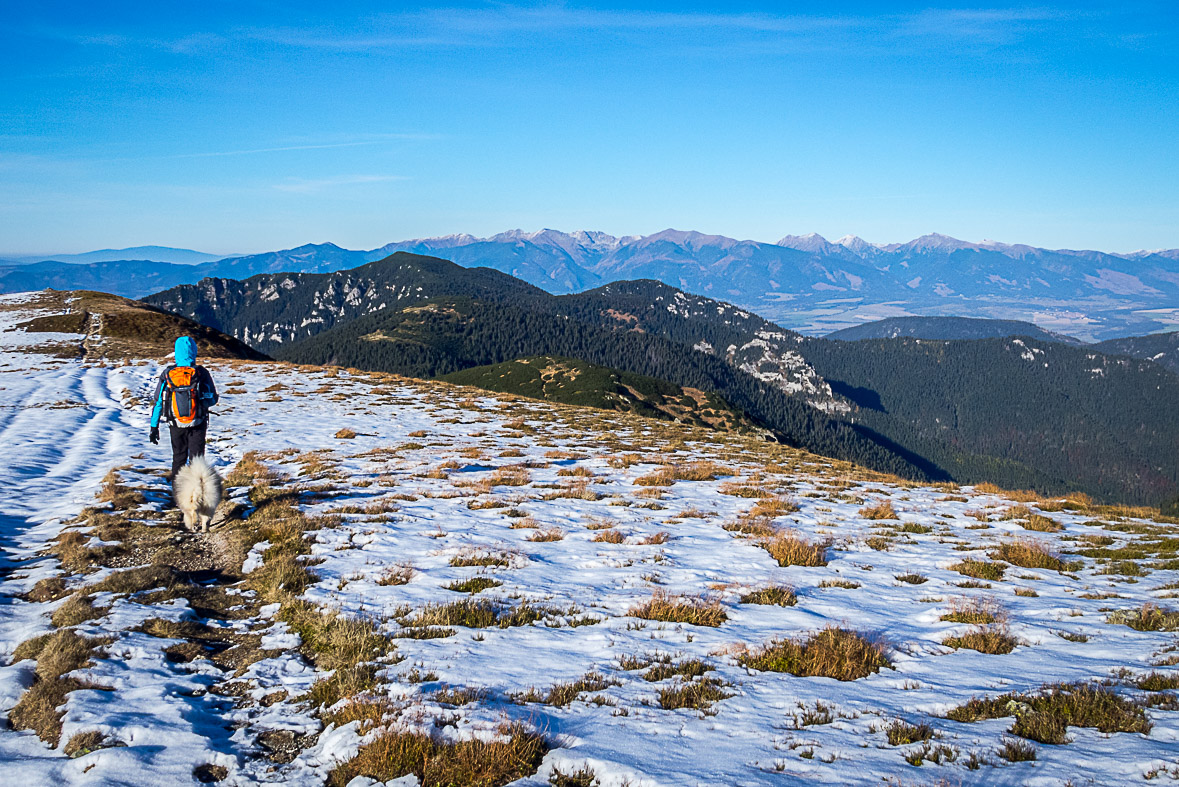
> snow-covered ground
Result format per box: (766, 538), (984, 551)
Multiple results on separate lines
(2, 294), (1179, 786)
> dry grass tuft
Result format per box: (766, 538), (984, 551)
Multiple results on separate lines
(943, 625), (1019, 655)
(445, 577), (503, 594)
(739, 585), (797, 607)
(592, 529), (624, 544)
(760, 531), (830, 567)
(1022, 514), (1063, 532)
(740, 627), (889, 681)
(989, 537), (1070, 572)
(535, 672), (619, 707)
(327, 722), (548, 787)
(940, 596), (1001, 625)
(628, 591), (727, 627)
(949, 559), (1006, 581)
(489, 467), (531, 488)
(449, 549), (514, 568)
(1107, 603), (1179, 632)
(859, 500), (897, 520)
(9, 629), (112, 745)
(885, 720), (934, 746)
(947, 682), (1150, 743)
(376, 564), (414, 586)
(527, 528), (565, 543)
(657, 676), (732, 711)
(25, 576), (70, 603)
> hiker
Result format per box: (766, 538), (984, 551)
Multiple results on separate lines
(149, 336), (219, 478)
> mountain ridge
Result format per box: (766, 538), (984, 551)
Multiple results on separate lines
(8, 229), (1179, 340)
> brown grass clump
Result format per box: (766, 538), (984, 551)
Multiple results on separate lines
(760, 531), (830, 567)
(819, 579), (860, 589)
(449, 549), (513, 568)
(739, 627), (889, 681)
(640, 531), (670, 545)
(739, 585), (797, 607)
(50, 594), (102, 627)
(895, 573), (928, 585)
(1107, 603), (1179, 632)
(943, 626), (1019, 655)
(407, 599), (573, 630)
(526, 528), (565, 543)
(224, 451), (279, 488)
(940, 596), (1001, 625)
(657, 677), (732, 711)
(444, 577), (502, 594)
(885, 720), (934, 746)
(723, 514), (778, 538)
(489, 467), (531, 487)
(96, 468), (145, 511)
(859, 500), (897, 520)
(751, 497), (800, 517)
(635, 461), (729, 487)
(9, 629), (111, 745)
(592, 529), (624, 544)
(718, 474), (772, 498)
(974, 483), (1038, 502)
(949, 559), (1006, 581)
(25, 576), (70, 603)
(64, 730), (113, 758)
(947, 682), (1150, 743)
(633, 467), (675, 487)
(628, 591), (727, 627)
(335, 428), (358, 439)
(1022, 513), (1062, 532)
(327, 722), (548, 787)
(536, 672), (619, 707)
(376, 565), (414, 586)
(989, 538), (1068, 572)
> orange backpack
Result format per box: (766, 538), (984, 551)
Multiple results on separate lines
(165, 366), (203, 427)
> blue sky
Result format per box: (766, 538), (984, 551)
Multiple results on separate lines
(1, 1), (1176, 255)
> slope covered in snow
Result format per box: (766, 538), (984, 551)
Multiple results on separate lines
(2, 293), (1179, 785)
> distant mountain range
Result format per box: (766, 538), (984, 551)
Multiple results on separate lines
(145, 253), (1179, 505)
(3, 245), (225, 265)
(6, 230), (1179, 340)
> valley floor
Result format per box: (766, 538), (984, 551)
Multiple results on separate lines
(2, 294), (1179, 786)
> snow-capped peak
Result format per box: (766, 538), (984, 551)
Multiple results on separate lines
(777, 233), (835, 253)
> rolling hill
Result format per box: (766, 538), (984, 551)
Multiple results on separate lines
(441, 355), (762, 433)
(4, 289), (267, 362)
(144, 255), (1179, 504)
(826, 316), (1082, 344)
(1094, 330), (1179, 374)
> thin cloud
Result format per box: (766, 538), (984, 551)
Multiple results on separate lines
(171, 136), (434, 159)
(273, 175), (407, 194)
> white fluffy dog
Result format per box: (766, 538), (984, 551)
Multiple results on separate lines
(173, 456), (223, 532)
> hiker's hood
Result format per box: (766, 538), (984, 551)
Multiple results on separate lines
(174, 336), (198, 366)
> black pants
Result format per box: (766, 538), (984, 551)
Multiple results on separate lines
(169, 421), (208, 478)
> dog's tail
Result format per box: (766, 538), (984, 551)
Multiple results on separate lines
(188, 455), (223, 506)
(176, 455), (222, 514)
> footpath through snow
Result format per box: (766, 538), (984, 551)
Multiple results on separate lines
(1, 294), (1179, 786)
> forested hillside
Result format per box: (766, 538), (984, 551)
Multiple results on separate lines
(440, 355), (761, 433)
(144, 254), (1179, 505)
(826, 316), (1082, 344)
(1094, 330), (1179, 374)
(277, 296), (918, 477)
(802, 336), (1179, 503)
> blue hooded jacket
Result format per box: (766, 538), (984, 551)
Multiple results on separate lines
(150, 336), (218, 428)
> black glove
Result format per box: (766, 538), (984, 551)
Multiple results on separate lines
(149, 427), (160, 444)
